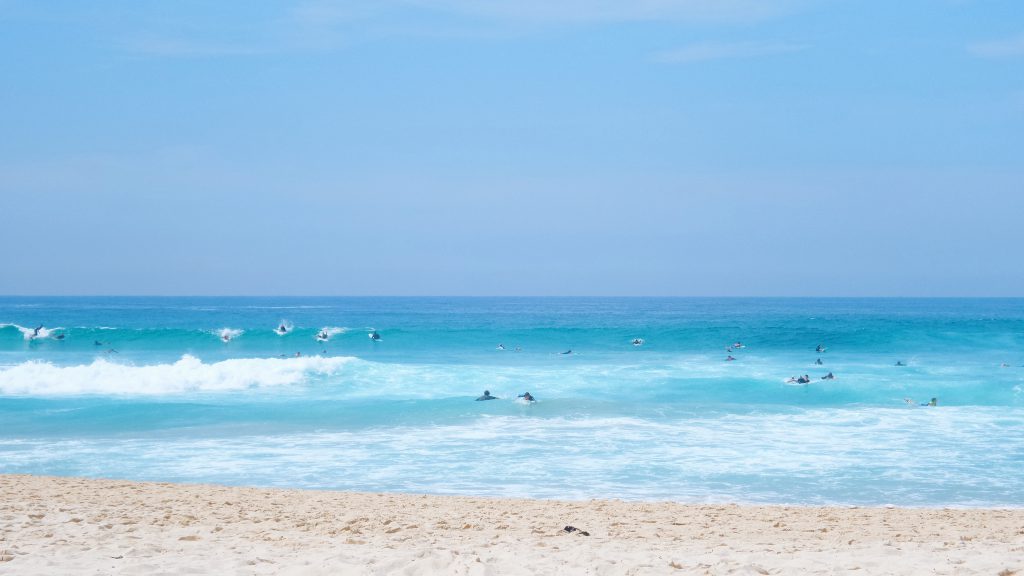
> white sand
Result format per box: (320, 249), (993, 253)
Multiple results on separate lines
(1, 475), (1022, 575)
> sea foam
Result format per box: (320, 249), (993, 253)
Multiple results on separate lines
(0, 355), (353, 396)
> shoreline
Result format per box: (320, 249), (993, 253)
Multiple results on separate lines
(2, 475), (1022, 574)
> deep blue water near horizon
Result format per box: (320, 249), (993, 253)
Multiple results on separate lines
(1, 296), (1022, 507)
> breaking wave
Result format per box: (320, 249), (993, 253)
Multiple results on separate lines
(0, 355), (354, 396)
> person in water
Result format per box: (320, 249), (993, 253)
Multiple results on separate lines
(821, 372), (835, 380)
(560, 350), (572, 355)
(815, 358), (823, 365)
(278, 324), (288, 334)
(476, 390), (497, 401)
(816, 344), (826, 353)
(370, 330), (381, 340)
(726, 355), (736, 361)
(789, 374), (811, 384)
(895, 361), (906, 366)
(497, 344), (505, 350)
(32, 325), (43, 338)
(518, 392), (535, 402)
(923, 397), (937, 406)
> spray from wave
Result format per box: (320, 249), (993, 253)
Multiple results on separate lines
(216, 328), (244, 342)
(0, 355), (354, 396)
(1, 323), (65, 340)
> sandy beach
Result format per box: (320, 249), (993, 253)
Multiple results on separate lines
(0, 475), (1020, 575)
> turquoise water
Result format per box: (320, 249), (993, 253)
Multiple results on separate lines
(1, 297), (1022, 506)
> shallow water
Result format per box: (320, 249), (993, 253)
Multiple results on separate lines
(1, 297), (1022, 506)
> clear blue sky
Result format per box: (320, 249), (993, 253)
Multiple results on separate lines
(1, 0), (1022, 296)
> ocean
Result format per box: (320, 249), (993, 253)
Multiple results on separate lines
(1, 297), (1022, 507)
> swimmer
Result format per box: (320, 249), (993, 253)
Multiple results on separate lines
(497, 344), (505, 350)
(317, 330), (329, 341)
(518, 392), (536, 402)
(276, 324), (289, 335)
(94, 340), (104, 346)
(53, 333), (65, 340)
(733, 342), (745, 349)
(476, 390), (497, 401)
(369, 330), (381, 341)
(821, 372), (835, 380)
(632, 338), (644, 346)
(895, 361), (906, 366)
(816, 344), (826, 353)
(922, 397), (937, 407)
(221, 334), (231, 343)
(815, 358), (823, 365)
(726, 355), (736, 361)
(295, 351), (302, 357)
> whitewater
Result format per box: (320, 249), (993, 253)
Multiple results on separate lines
(1, 297), (1022, 506)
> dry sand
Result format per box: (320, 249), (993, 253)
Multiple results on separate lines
(1, 474), (1021, 575)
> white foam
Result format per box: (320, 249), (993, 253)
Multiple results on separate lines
(0, 355), (354, 396)
(217, 327), (244, 342)
(2, 323), (64, 340)
(316, 326), (347, 341)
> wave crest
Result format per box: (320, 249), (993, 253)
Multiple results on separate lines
(0, 355), (353, 396)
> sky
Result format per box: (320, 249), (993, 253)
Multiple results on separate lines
(1, 0), (1022, 296)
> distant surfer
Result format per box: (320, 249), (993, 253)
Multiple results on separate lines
(821, 372), (835, 380)
(815, 358), (823, 365)
(922, 397), (937, 406)
(369, 330), (381, 341)
(788, 375), (811, 384)
(53, 333), (65, 340)
(560, 350), (572, 355)
(895, 361), (905, 366)
(476, 390), (497, 401)
(632, 338), (644, 346)
(32, 325), (42, 338)
(94, 340), (104, 346)
(726, 355), (736, 361)
(317, 330), (329, 342)
(497, 344), (505, 350)
(276, 323), (289, 335)
(733, 342), (745, 349)
(816, 344), (826, 353)
(518, 392), (536, 402)
(221, 333), (231, 343)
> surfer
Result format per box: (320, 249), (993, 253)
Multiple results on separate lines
(53, 333), (65, 340)
(895, 361), (906, 366)
(922, 397), (937, 407)
(816, 344), (826, 353)
(789, 374), (811, 384)
(560, 350), (572, 355)
(476, 390), (497, 401)
(632, 338), (644, 346)
(32, 325), (42, 338)
(815, 358), (823, 365)
(94, 340), (104, 346)
(369, 330), (381, 341)
(733, 342), (745, 349)
(518, 392), (535, 402)
(821, 372), (835, 380)
(497, 344), (505, 350)
(726, 355), (736, 361)
(276, 323), (289, 335)
(317, 330), (329, 341)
